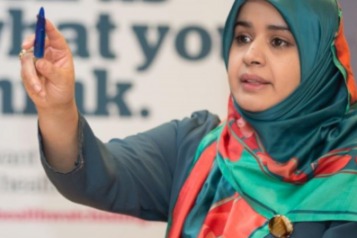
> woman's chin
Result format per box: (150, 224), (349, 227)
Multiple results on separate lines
(234, 97), (273, 113)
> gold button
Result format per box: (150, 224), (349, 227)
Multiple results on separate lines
(268, 215), (294, 238)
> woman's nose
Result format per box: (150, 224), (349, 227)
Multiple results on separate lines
(242, 40), (266, 66)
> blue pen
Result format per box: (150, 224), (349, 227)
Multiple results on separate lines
(34, 7), (46, 59)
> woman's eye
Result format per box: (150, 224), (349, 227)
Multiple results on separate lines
(272, 38), (289, 48)
(235, 35), (251, 44)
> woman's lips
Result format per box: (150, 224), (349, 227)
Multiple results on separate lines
(240, 73), (271, 91)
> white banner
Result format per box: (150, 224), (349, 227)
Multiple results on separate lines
(1, 0), (356, 237)
(0, 0), (232, 237)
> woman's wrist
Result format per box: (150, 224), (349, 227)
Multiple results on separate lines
(38, 101), (80, 172)
(37, 100), (78, 119)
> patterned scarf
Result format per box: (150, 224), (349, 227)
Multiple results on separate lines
(167, 0), (357, 237)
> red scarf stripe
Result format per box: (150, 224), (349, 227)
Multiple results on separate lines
(222, 196), (267, 237)
(197, 194), (238, 238)
(218, 123), (245, 162)
(334, 17), (357, 104)
(229, 121), (260, 151)
(196, 193), (268, 238)
(168, 142), (217, 238)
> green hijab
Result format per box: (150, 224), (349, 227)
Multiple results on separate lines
(224, 0), (357, 165)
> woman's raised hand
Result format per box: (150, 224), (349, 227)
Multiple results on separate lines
(20, 19), (76, 113)
(20, 19), (79, 172)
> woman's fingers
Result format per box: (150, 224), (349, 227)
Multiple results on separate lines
(20, 18), (75, 109)
(22, 19), (72, 68)
(20, 51), (43, 97)
(22, 34), (50, 50)
(21, 19), (63, 52)
(21, 35), (35, 50)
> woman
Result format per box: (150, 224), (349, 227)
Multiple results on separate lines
(20, 0), (357, 237)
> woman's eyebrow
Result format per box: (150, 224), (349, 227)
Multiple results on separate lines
(234, 21), (291, 32)
(234, 21), (252, 28)
(267, 25), (291, 32)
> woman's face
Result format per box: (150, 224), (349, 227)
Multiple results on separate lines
(228, 0), (301, 112)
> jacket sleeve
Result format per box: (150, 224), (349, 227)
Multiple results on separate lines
(39, 111), (220, 221)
